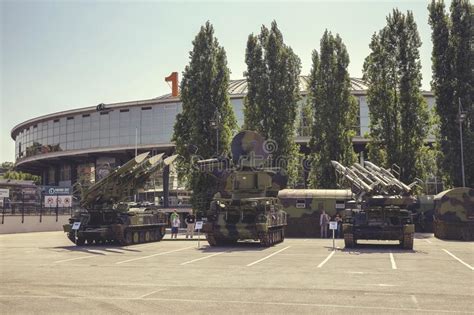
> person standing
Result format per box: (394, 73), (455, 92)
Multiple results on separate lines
(335, 213), (343, 238)
(185, 211), (196, 239)
(320, 210), (330, 238)
(170, 210), (180, 239)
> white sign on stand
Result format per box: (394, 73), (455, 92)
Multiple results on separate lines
(195, 221), (203, 248)
(0, 189), (9, 198)
(72, 222), (81, 230)
(195, 221), (203, 230)
(329, 221), (337, 250)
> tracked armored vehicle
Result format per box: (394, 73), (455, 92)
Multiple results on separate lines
(63, 152), (177, 246)
(433, 187), (474, 241)
(332, 161), (416, 249)
(198, 131), (287, 246)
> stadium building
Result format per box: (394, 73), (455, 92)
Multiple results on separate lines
(11, 75), (435, 199)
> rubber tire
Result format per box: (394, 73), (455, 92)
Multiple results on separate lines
(132, 232), (139, 244)
(76, 237), (85, 246)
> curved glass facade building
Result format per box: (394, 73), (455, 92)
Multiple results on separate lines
(11, 76), (434, 187)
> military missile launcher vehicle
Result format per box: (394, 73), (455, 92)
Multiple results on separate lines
(197, 131), (287, 246)
(332, 160), (416, 249)
(433, 187), (474, 241)
(63, 152), (177, 246)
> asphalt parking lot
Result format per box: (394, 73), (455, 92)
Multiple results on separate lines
(0, 231), (473, 314)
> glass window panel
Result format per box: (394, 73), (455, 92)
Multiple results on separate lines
(109, 137), (119, 146)
(99, 138), (109, 146)
(82, 140), (91, 148)
(74, 132), (82, 141)
(91, 139), (100, 147)
(82, 131), (91, 140)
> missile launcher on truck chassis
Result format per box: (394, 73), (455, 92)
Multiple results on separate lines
(332, 160), (416, 249)
(63, 152), (178, 246)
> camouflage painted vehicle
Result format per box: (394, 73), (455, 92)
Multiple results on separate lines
(63, 152), (177, 246)
(278, 189), (353, 237)
(332, 161), (416, 249)
(410, 195), (435, 232)
(433, 187), (474, 241)
(198, 131), (287, 246)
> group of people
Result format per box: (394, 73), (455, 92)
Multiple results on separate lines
(169, 209), (196, 239)
(319, 210), (343, 238)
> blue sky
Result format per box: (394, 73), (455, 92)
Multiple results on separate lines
(1, 0), (437, 162)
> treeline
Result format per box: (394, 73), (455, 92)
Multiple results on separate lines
(174, 1), (473, 210)
(0, 162), (41, 184)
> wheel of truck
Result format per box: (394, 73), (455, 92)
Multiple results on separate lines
(155, 229), (162, 241)
(139, 231), (145, 243)
(206, 234), (217, 246)
(344, 234), (354, 248)
(145, 231), (151, 242)
(402, 233), (414, 250)
(67, 232), (76, 244)
(76, 237), (85, 246)
(124, 231), (133, 245)
(149, 231), (156, 242)
(132, 231), (139, 244)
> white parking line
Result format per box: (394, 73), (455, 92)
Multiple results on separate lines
(54, 255), (96, 263)
(180, 252), (224, 265)
(116, 246), (194, 264)
(246, 246), (291, 267)
(317, 250), (335, 268)
(424, 239), (432, 244)
(442, 249), (474, 271)
(389, 252), (397, 269)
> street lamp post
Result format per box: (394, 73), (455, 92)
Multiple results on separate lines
(458, 98), (466, 187)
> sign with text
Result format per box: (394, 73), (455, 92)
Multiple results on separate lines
(43, 186), (71, 196)
(0, 189), (9, 198)
(329, 221), (338, 230)
(44, 195), (72, 208)
(195, 221), (203, 230)
(72, 222), (81, 230)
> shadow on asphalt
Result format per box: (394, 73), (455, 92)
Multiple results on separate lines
(197, 241), (269, 253)
(336, 243), (427, 255)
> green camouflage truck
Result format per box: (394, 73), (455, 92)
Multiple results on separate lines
(433, 187), (474, 241)
(278, 189), (353, 237)
(332, 160), (416, 249)
(63, 153), (177, 246)
(198, 131), (287, 246)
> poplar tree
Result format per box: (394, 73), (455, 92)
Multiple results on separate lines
(429, 0), (473, 187)
(363, 9), (430, 183)
(309, 31), (357, 188)
(173, 21), (237, 212)
(243, 21), (301, 186)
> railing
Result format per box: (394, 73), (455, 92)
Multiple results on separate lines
(1, 202), (77, 225)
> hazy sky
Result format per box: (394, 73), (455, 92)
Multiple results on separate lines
(1, 0), (437, 163)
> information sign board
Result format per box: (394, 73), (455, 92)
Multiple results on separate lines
(0, 189), (9, 198)
(329, 221), (338, 230)
(195, 221), (203, 230)
(72, 222), (81, 230)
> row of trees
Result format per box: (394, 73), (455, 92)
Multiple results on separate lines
(174, 1), (473, 210)
(0, 162), (41, 184)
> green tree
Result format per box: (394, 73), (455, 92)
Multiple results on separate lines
(172, 21), (237, 212)
(363, 9), (430, 183)
(309, 31), (357, 188)
(429, 0), (473, 187)
(243, 21), (301, 186)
